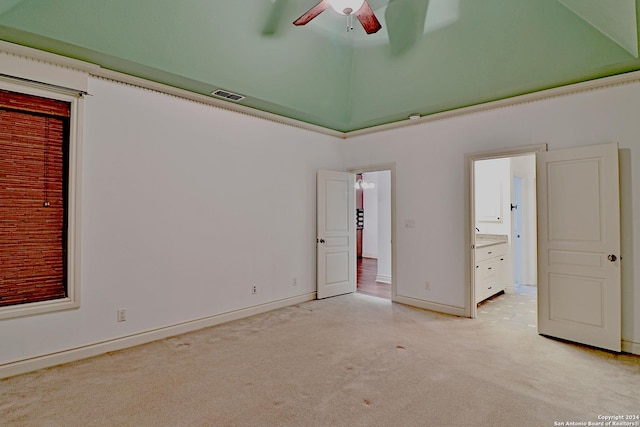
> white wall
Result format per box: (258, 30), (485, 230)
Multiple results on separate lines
(375, 170), (392, 284)
(510, 155), (537, 286)
(0, 77), (344, 366)
(341, 81), (640, 351)
(362, 173), (379, 258)
(2, 52), (640, 371)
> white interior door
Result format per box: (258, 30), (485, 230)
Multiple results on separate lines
(317, 170), (356, 299)
(537, 143), (621, 351)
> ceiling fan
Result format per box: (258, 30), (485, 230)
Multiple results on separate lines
(293, 0), (382, 34)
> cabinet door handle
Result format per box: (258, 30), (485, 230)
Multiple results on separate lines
(500, 258), (504, 261)
(487, 251), (492, 254)
(487, 267), (492, 270)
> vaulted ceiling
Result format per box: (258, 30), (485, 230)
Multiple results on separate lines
(1, 0), (639, 132)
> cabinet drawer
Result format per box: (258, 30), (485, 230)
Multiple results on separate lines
(478, 281), (501, 302)
(477, 259), (499, 281)
(474, 243), (508, 303)
(475, 243), (508, 262)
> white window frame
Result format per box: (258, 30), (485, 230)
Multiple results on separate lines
(0, 79), (83, 320)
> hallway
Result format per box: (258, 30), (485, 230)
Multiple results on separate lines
(357, 257), (391, 300)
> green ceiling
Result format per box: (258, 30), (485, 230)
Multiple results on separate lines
(0, 0), (639, 132)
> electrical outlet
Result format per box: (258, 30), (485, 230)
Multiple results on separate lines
(251, 285), (257, 295)
(292, 277), (297, 286)
(117, 308), (127, 322)
(424, 281), (431, 291)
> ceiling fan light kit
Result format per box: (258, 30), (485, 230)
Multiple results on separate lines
(293, 0), (382, 34)
(330, 0), (365, 15)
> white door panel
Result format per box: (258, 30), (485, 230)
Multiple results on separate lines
(547, 159), (602, 241)
(317, 170), (356, 299)
(537, 143), (621, 351)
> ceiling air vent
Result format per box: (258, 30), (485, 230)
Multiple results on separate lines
(212, 89), (245, 102)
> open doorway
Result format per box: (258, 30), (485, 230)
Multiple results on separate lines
(349, 167), (394, 300)
(467, 143), (623, 351)
(469, 148), (542, 324)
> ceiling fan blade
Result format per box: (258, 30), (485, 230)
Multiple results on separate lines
(293, 0), (331, 26)
(355, 1), (382, 34)
(262, 0), (290, 35)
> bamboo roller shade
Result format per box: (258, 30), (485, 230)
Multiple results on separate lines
(0, 89), (70, 307)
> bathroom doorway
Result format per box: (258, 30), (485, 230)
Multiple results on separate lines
(470, 149), (541, 324)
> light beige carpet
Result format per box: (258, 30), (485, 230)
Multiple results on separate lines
(1, 293), (639, 426)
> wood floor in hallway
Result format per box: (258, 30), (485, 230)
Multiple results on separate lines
(357, 257), (391, 299)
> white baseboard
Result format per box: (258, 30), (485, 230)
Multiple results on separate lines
(393, 295), (466, 317)
(622, 340), (640, 355)
(0, 292), (316, 380)
(375, 274), (392, 284)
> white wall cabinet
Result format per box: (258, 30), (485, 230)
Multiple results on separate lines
(475, 243), (509, 303)
(475, 158), (509, 224)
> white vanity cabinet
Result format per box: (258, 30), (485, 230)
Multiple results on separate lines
(475, 242), (508, 303)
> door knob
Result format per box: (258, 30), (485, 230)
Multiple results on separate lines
(607, 254), (617, 262)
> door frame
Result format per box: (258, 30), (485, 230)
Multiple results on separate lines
(347, 163), (397, 301)
(465, 145), (547, 318)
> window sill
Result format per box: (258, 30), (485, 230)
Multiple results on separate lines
(0, 297), (80, 320)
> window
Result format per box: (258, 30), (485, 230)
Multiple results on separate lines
(0, 83), (81, 319)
